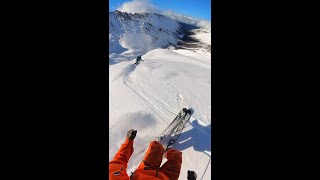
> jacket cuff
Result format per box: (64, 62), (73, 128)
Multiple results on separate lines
(125, 138), (134, 145)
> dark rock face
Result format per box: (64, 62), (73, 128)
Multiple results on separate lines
(175, 22), (211, 53)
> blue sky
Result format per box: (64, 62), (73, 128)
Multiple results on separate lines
(109, 0), (211, 21)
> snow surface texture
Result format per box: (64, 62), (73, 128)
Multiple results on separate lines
(109, 11), (211, 180)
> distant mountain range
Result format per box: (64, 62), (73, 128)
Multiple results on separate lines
(109, 10), (211, 55)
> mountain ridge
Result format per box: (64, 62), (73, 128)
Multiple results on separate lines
(109, 10), (182, 54)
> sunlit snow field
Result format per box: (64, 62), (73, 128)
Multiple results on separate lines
(109, 11), (212, 179)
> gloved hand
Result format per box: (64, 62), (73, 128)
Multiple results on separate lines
(127, 129), (137, 140)
(187, 170), (197, 180)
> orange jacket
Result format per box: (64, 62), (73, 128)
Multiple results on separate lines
(109, 139), (172, 180)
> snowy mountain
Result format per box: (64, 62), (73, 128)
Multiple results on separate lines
(109, 10), (212, 180)
(109, 10), (182, 54)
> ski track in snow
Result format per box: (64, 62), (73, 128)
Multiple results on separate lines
(110, 47), (211, 179)
(118, 65), (173, 125)
(124, 76), (171, 125)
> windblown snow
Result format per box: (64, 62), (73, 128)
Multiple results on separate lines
(109, 11), (211, 180)
(109, 11), (181, 55)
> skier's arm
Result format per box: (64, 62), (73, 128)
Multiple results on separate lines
(109, 138), (134, 179)
(109, 130), (137, 167)
(109, 138), (133, 168)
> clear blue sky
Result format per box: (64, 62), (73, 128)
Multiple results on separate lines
(109, 0), (211, 21)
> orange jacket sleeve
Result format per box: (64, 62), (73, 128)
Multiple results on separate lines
(110, 138), (134, 167)
(109, 138), (134, 180)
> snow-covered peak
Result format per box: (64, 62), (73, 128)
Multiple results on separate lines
(109, 11), (182, 55)
(110, 11), (181, 33)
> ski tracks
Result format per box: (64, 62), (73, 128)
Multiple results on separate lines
(138, 90), (178, 118)
(118, 62), (211, 180)
(121, 63), (208, 128)
(123, 74), (172, 126)
(121, 64), (187, 127)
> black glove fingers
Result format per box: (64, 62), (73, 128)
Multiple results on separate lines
(127, 129), (137, 140)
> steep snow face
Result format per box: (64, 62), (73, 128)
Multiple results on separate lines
(109, 11), (182, 54)
(109, 49), (211, 179)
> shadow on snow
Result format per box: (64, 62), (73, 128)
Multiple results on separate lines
(175, 119), (211, 157)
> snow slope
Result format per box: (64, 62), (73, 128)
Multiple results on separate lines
(191, 29), (211, 46)
(109, 11), (182, 55)
(109, 48), (211, 179)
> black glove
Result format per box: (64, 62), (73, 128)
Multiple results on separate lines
(127, 129), (137, 140)
(187, 170), (197, 180)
